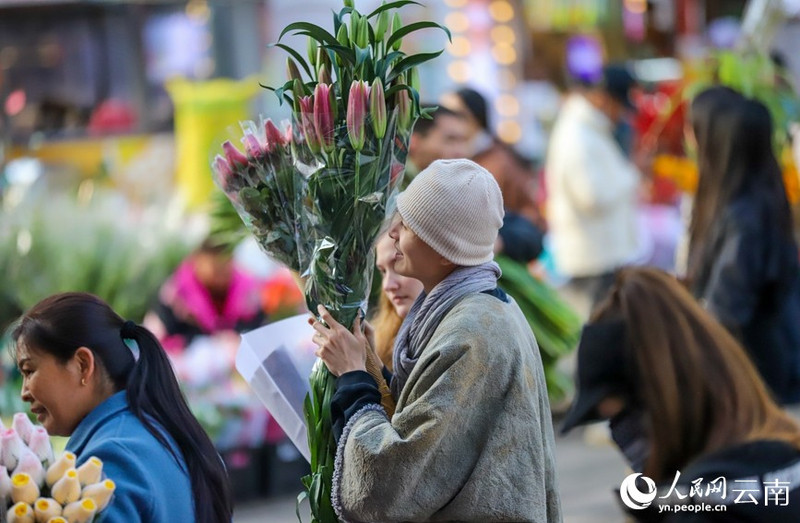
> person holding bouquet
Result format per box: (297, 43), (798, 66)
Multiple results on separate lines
(310, 159), (561, 522)
(12, 292), (232, 522)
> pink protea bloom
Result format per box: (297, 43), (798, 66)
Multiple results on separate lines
(12, 413), (33, 445)
(1, 428), (24, 471)
(28, 427), (54, 469)
(346, 80), (369, 151)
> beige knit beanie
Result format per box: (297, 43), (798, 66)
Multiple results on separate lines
(396, 158), (504, 266)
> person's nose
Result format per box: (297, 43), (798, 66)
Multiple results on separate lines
(388, 221), (399, 240)
(383, 273), (400, 292)
(20, 381), (32, 403)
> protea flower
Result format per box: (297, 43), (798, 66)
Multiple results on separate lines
(0, 466), (12, 500)
(76, 457), (102, 487)
(62, 498), (97, 523)
(51, 469), (80, 505)
(313, 84), (335, 151)
(369, 78), (387, 139)
(34, 497), (62, 522)
(222, 141), (249, 170)
(14, 448), (44, 488)
(12, 414), (34, 445)
(2, 429), (24, 470)
(28, 427), (54, 469)
(346, 80), (369, 151)
(10, 472), (39, 505)
(45, 452), (75, 488)
(6, 501), (34, 523)
(81, 479), (116, 511)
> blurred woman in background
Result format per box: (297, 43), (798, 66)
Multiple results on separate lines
(687, 88), (800, 403)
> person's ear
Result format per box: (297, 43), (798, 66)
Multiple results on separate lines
(73, 347), (97, 384)
(438, 255), (455, 268)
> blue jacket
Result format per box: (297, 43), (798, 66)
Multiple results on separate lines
(66, 391), (196, 522)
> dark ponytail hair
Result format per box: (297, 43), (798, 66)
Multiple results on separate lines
(12, 293), (233, 523)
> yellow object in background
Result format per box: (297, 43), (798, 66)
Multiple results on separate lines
(166, 77), (260, 208)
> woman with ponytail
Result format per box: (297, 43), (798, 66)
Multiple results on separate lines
(12, 292), (233, 522)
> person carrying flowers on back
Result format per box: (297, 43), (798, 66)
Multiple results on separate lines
(309, 159), (562, 522)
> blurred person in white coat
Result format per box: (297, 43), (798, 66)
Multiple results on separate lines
(545, 64), (643, 318)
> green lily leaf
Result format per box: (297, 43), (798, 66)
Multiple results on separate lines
(279, 21), (340, 48)
(386, 20), (451, 51)
(268, 42), (315, 80)
(387, 49), (445, 84)
(367, 0), (422, 19)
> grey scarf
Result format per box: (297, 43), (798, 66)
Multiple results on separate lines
(390, 261), (502, 399)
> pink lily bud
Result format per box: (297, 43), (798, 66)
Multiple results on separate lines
(317, 64), (332, 86)
(14, 448), (44, 488)
(0, 466), (11, 500)
(390, 159), (405, 186)
(11, 415), (33, 445)
(241, 133), (264, 159)
(283, 123), (294, 144)
(264, 119), (286, 153)
(299, 95), (320, 153)
(1, 429), (24, 471)
(369, 78), (387, 140)
(313, 84), (335, 152)
(396, 89), (413, 134)
(346, 80), (369, 151)
(212, 155), (233, 179)
(221, 141), (249, 169)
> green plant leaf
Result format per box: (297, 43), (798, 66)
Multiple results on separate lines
(321, 42), (357, 67)
(386, 21), (451, 51)
(386, 50), (445, 83)
(279, 22), (340, 48)
(268, 42), (315, 80)
(366, 0), (422, 19)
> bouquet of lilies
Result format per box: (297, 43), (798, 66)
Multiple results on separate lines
(0, 414), (115, 523)
(211, 1), (448, 520)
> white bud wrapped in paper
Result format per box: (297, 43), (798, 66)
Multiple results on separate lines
(14, 448), (45, 488)
(12, 414), (34, 445)
(6, 501), (34, 523)
(27, 428), (54, 470)
(62, 498), (97, 523)
(34, 497), (62, 522)
(50, 469), (80, 505)
(46, 518), (67, 523)
(11, 473), (39, 505)
(81, 479), (115, 511)
(76, 457), (102, 487)
(2, 429), (25, 471)
(45, 453), (75, 488)
(0, 465), (12, 500)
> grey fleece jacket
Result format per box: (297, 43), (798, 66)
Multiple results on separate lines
(333, 292), (562, 522)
